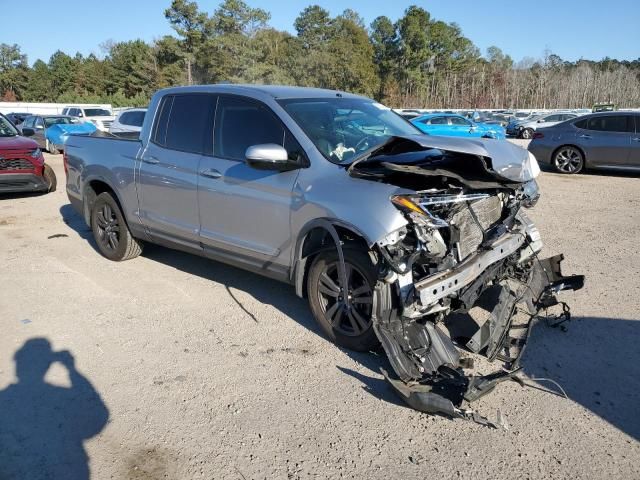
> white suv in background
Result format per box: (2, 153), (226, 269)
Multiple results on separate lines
(62, 106), (115, 132)
(109, 108), (146, 134)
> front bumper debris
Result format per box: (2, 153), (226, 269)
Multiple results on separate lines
(373, 251), (584, 423)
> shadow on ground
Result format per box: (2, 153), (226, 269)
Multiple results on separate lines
(59, 204), (640, 438)
(60, 204), (94, 242)
(0, 338), (109, 480)
(522, 316), (640, 441)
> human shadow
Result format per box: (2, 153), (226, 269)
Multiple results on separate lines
(0, 338), (109, 480)
(522, 316), (640, 441)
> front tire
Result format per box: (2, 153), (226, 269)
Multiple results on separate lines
(552, 146), (584, 174)
(307, 249), (381, 351)
(43, 164), (57, 193)
(47, 139), (58, 154)
(90, 192), (142, 261)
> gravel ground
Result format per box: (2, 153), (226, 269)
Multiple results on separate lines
(1, 146), (639, 479)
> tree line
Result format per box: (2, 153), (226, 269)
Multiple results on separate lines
(1, 0), (638, 108)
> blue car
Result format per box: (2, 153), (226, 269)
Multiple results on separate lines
(411, 113), (506, 139)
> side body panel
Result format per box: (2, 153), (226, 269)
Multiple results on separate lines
(65, 135), (145, 236)
(137, 141), (203, 247)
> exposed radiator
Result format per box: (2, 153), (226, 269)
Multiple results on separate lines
(451, 196), (503, 260)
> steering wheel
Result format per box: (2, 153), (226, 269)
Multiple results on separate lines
(354, 136), (372, 152)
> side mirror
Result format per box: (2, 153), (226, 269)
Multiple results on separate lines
(21, 127), (35, 136)
(78, 112), (83, 117)
(245, 144), (295, 171)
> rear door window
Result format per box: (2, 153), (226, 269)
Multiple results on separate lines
(449, 116), (470, 126)
(214, 95), (295, 161)
(585, 115), (634, 133)
(429, 116), (448, 125)
(152, 94), (216, 154)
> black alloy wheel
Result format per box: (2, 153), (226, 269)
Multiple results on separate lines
(307, 249), (382, 351)
(90, 192), (142, 261)
(317, 261), (373, 337)
(95, 202), (120, 252)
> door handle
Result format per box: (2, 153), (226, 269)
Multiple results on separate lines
(141, 156), (159, 164)
(632, 137), (640, 142)
(200, 168), (222, 179)
(579, 134), (591, 139)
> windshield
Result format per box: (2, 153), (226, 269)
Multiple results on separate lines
(0, 115), (18, 137)
(84, 109), (111, 117)
(44, 117), (75, 127)
(278, 97), (421, 164)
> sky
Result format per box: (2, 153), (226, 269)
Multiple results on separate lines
(1, 0), (639, 65)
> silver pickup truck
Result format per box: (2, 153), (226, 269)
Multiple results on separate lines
(65, 85), (583, 420)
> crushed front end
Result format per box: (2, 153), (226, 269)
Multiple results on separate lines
(350, 137), (584, 422)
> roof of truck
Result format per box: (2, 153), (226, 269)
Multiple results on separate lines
(159, 84), (367, 100)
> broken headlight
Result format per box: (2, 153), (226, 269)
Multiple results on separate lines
(521, 179), (540, 208)
(390, 195), (448, 228)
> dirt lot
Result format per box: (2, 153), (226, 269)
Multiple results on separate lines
(1, 147), (639, 479)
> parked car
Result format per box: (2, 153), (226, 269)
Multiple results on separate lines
(19, 115), (96, 154)
(0, 113), (56, 194)
(528, 111), (640, 174)
(64, 85), (582, 418)
(476, 112), (510, 127)
(5, 112), (30, 126)
(411, 113), (506, 139)
(592, 103), (615, 113)
(62, 106), (115, 132)
(109, 108), (146, 134)
(511, 111), (534, 121)
(510, 112), (578, 139)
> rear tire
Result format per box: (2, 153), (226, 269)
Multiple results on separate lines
(520, 128), (534, 139)
(307, 249), (382, 351)
(552, 146), (584, 174)
(43, 164), (57, 193)
(90, 192), (142, 261)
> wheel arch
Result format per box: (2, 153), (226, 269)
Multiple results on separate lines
(292, 219), (373, 298)
(82, 178), (127, 226)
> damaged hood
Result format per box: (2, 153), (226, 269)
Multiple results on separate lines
(354, 134), (540, 183)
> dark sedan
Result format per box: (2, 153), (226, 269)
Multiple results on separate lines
(5, 112), (30, 126)
(527, 112), (640, 174)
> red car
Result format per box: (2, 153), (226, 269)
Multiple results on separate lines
(0, 113), (56, 194)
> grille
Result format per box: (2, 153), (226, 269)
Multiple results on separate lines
(0, 158), (34, 171)
(102, 121), (113, 129)
(451, 196), (503, 260)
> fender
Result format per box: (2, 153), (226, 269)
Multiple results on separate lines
(81, 175), (131, 228)
(291, 217), (374, 297)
